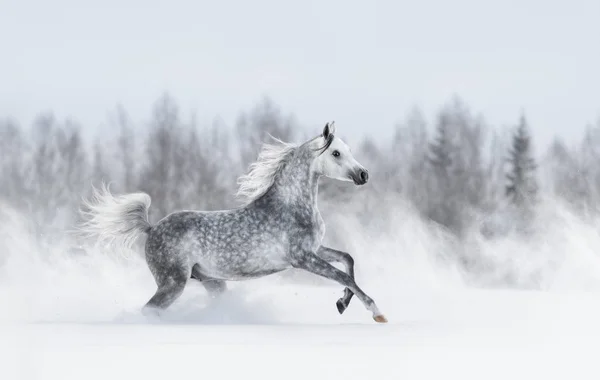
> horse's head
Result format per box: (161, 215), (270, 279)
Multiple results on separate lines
(313, 122), (369, 185)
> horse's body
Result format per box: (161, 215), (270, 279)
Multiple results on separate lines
(80, 122), (387, 323)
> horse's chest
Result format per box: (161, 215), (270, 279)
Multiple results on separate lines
(314, 213), (325, 242)
(299, 213), (325, 252)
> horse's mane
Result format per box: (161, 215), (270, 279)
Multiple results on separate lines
(235, 136), (299, 204)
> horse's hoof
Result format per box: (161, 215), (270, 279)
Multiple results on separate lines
(336, 299), (347, 314)
(373, 314), (388, 323)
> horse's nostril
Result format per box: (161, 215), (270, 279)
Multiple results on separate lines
(360, 170), (368, 182)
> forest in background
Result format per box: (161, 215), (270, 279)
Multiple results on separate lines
(1, 93), (600, 286)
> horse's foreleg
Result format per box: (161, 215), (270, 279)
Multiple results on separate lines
(316, 246), (355, 314)
(291, 252), (387, 323)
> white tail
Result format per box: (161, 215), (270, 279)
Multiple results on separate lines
(78, 183), (152, 250)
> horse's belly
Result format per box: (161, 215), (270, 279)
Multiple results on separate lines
(195, 245), (290, 280)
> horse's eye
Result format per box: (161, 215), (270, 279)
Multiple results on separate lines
(332, 150), (340, 157)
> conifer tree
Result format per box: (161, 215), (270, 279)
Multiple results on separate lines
(506, 114), (538, 209)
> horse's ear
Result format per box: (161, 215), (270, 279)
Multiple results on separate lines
(322, 121), (335, 139)
(323, 123), (330, 139)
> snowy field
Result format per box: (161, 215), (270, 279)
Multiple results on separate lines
(3, 280), (600, 380)
(2, 199), (600, 380)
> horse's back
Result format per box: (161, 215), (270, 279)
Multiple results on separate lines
(146, 208), (237, 250)
(144, 209), (228, 267)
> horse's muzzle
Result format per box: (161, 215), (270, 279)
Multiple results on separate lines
(350, 169), (369, 185)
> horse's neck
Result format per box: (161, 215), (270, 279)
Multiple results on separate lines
(263, 149), (320, 212)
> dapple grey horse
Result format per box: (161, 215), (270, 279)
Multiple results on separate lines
(80, 122), (387, 323)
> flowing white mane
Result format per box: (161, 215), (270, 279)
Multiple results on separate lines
(235, 136), (299, 203)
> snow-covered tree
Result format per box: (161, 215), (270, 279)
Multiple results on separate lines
(505, 114), (538, 208)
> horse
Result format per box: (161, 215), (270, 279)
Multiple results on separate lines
(79, 122), (387, 323)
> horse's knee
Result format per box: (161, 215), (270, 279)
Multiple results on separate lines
(342, 253), (354, 268)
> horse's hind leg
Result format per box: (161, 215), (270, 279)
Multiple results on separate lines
(316, 246), (355, 314)
(191, 264), (227, 297)
(142, 266), (189, 315)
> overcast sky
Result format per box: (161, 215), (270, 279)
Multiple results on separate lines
(1, 0), (599, 151)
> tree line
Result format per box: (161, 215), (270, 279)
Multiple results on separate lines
(1, 93), (599, 252)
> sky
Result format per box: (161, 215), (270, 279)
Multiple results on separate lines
(1, 0), (599, 151)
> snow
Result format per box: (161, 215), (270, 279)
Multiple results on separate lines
(2, 199), (600, 380)
(3, 269), (600, 379)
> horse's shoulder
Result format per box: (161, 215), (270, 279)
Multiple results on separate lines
(285, 206), (324, 238)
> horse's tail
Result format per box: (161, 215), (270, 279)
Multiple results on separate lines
(78, 183), (152, 250)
